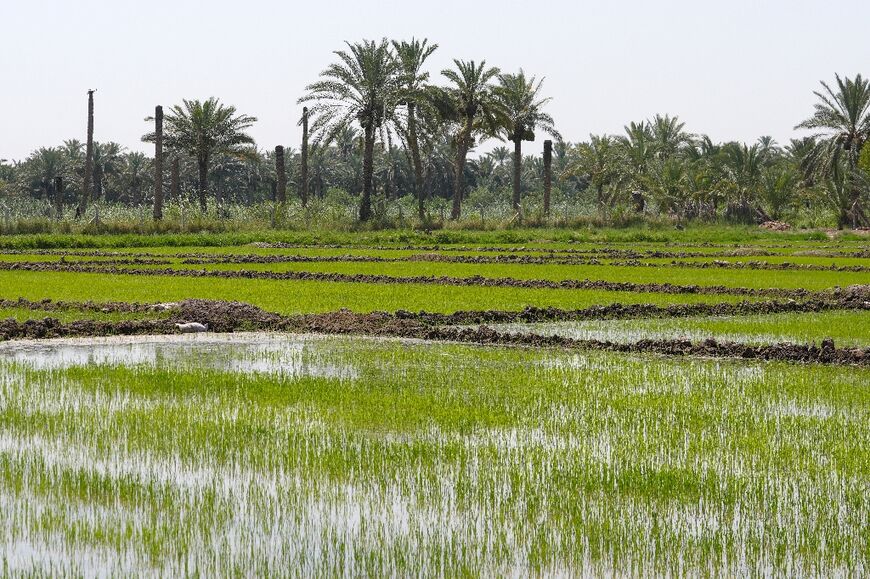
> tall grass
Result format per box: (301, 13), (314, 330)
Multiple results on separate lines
(0, 197), (856, 246)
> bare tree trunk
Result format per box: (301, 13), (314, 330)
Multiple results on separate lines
(153, 105), (164, 220)
(543, 139), (552, 217)
(275, 145), (287, 204)
(407, 102), (425, 221)
(80, 90), (95, 216)
(170, 157), (180, 203)
(300, 107), (309, 207)
(197, 155), (208, 213)
(360, 124), (375, 221)
(512, 138), (522, 214)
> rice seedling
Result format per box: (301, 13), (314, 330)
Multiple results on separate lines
(484, 310), (870, 347)
(0, 270), (756, 316)
(0, 232), (866, 575)
(0, 334), (867, 576)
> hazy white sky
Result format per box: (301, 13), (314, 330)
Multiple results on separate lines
(2, 0), (868, 161)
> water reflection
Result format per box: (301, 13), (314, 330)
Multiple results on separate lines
(483, 321), (769, 345)
(0, 333), (358, 380)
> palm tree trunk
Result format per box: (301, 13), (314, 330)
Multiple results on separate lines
(451, 130), (470, 220)
(512, 138), (522, 214)
(275, 145), (287, 204)
(153, 105), (164, 220)
(197, 155), (208, 213)
(80, 90), (95, 216)
(360, 124), (375, 221)
(301, 107), (309, 207)
(543, 139), (553, 216)
(407, 102), (425, 221)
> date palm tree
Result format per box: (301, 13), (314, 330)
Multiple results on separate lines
(440, 60), (504, 219)
(120, 152), (151, 205)
(494, 70), (560, 214)
(618, 121), (655, 188)
(144, 98), (257, 212)
(19, 147), (64, 199)
(649, 114), (691, 161)
(91, 142), (124, 202)
(392, 38), (438, 221)
(796, 74), (870, 227)
(564, 135), (622, 212)
(300, 39), (401, 221)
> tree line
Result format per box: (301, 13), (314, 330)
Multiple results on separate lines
(1, 39), (868, 229)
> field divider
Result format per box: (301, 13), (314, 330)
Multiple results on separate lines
(176, 254), (870, 273)
(1, 298), (867, 366)
(251, 242), (870, 258)
(3, 248), (867, 272)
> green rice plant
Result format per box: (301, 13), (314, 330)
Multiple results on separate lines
(179, 259), (870, 291)
(485, 310), (870, 347)
(0, 270), (755, 315)
(0, 335), (866, 575)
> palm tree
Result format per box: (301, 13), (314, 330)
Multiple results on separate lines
(91, 142), (124, 202)
(19, 147), (64, 199)
(494, 70), (560, 214)
(120, 152), (151, 205)
(144, 98), (257, 212)
(440, 60), (504, 219)
(488, 146), (511, 167)
(565, 135), (622, 212)
(796, 74), (870, 227)
(59, 139), (84, 201)
(645, 158), (689, 215)
(618, 121), (655, 187)
(392, 38), (438, 221)
(719, 142), (771, 222)
(299, 39), (401, 221)
(760, 164), (798, 220)
(649, 114), (691, 160)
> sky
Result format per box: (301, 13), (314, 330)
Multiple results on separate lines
(1, 0), (869, 161)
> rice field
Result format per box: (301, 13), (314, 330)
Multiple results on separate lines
(0, 229), (868, 576)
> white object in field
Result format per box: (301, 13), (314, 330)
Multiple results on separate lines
(175, 322), (208, 333)
(153, 302), (179, 311)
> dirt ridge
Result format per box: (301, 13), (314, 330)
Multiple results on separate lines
(2, 297), (868, 366)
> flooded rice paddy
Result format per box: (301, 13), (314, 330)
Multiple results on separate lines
(1, 333), (867, 576)
(0, 333), (358, 379)
(483, 309), (870, 347)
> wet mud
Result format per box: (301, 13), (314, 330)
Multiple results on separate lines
(2, 295), (868, 365)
